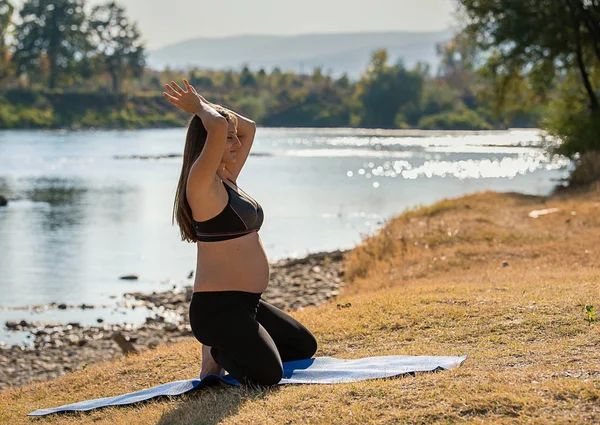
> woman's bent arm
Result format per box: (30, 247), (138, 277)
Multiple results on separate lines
(187, 119), (228, 193)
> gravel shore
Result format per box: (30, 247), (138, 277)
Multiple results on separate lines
(0, 249), (349, 391)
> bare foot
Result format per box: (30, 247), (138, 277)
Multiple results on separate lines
(200, 344), (225, 379)
(200, 364), (225, 379)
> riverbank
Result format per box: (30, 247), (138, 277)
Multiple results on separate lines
(1, 185), (599, 423)
(0, 249), (347, 391)
(0, 89), (513, 131)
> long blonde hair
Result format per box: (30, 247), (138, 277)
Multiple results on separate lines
(172, 107), (237, 242)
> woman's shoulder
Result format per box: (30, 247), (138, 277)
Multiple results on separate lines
(187, 174), (227, 211)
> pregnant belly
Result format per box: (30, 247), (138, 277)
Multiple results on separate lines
(193, 233), (270, 293)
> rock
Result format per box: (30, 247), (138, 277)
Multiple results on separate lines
(164, 323), (177, 332)
(120, 274), (139, 280)
(147, 339), (160, 349)
(0, 196), (7, 207)
(111, 331), (137, 355)
(528, 208), (559, 219)
(69, 338), (87, 347)
(502, 261), (509, 268)
(5, 321), (18, 330)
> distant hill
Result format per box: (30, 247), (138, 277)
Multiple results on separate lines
(147, 29), (458, 79)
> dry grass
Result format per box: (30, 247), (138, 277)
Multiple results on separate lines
(1, 185), (599, 424)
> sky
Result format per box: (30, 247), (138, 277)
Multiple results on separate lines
(10, 0), (458, 50)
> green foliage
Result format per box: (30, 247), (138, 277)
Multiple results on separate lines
(1, 1), (560, 130)
(0, 0), (14, 82)
(12, 0), (88, 89)
(0, 91), (182, 129)
(357, 50), (424, 128)
(234, 95), (268, 123)
(88, 1), (146, 92)
(239, 66), (257, 87)
(583, 305), (595, 325)
(543, 71), (600, 158)
(459, 0), (578, 98)
(546, 105), (600, 158)
(418, 106), (491, 130)
(421, 81), (461, 117)
(0, 96), (56, 128)
(457, 0), (600, 185)
(566, 151), (600, 186)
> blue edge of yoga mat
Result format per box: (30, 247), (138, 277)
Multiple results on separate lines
(28, 354), (468, 416)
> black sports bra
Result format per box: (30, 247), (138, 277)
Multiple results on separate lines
(192, 180), (264, 242)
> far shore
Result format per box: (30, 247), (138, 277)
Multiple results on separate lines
(0, 125), (538, 133)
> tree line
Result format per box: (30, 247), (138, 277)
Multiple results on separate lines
(0, 0), (546, 131)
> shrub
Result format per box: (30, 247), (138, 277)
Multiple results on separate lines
(567, 151), (600, 186)
(418, 107), (491, 130)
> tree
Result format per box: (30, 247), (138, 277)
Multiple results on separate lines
(12, 0), (88, 89)
(311, 67), (325, 85)
(458, 0), (600, 154)
(356, 49), (423, 128)
(88, 1), (145, 92)
(239, 65), (257, 87)
(336, 73), (350, 89)
(436, 32), (477, 97)
(0, 0), (14, 83)
(459, 0), (600, 110)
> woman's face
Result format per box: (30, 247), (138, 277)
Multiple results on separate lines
(222, 119), (241, 164)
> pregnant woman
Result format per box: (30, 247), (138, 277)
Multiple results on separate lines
(163, 79), (318, 386)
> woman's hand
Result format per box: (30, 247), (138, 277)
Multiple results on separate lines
(162, 79), (202, 114)
(188, 84), (211, 105)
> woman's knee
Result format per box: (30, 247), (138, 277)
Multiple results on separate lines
(291, 328), (317, 359)
(304, 332), (318, 358)
(248, 362), (283, 386)
(245, 344), (283, 385)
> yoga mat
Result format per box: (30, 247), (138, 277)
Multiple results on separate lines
(28, 354), (468, 416)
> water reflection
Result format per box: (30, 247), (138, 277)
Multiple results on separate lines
(0, 177), (11, 197)
(0, 175), (145, 307)
(25, 179), (87, 206)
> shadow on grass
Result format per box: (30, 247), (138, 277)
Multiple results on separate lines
(156, 382), (281, 425)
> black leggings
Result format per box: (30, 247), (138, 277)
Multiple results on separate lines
(188, 290), (318, 386)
